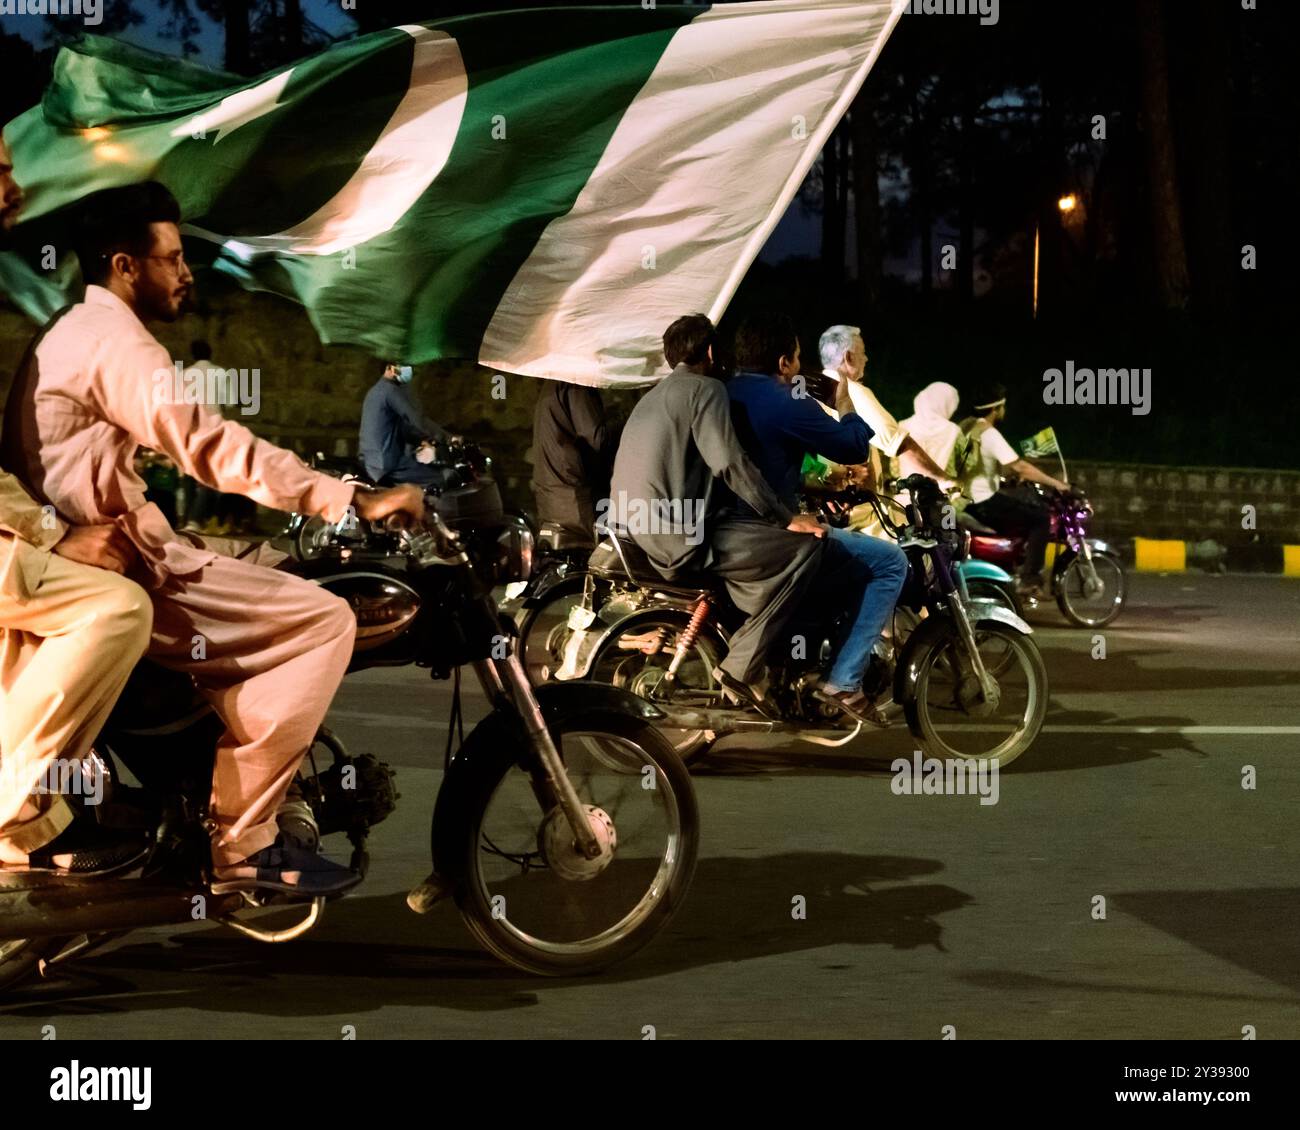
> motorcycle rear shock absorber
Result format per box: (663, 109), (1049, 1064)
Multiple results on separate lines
(664, 595), (713, 685)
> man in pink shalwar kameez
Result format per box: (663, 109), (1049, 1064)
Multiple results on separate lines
(1, 182), (424, 896)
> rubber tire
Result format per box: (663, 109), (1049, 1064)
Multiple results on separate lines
(434, 709), (699, 976)
(905, 620), (1049, 769)
(586, 611), (722, 764)
(1055, 551), (1126, 628)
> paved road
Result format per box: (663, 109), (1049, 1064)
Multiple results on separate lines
(2, 574), (1297, 1040)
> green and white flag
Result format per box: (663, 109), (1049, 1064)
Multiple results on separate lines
(2, 1), (907, 387)
(1020, 427), (1061, 458)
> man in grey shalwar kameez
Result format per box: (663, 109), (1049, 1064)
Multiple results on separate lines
(607, 315), (825, 703)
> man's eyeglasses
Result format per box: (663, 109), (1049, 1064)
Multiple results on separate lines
(138, 251), (189, 272)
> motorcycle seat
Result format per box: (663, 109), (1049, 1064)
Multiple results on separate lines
(538, 521), (594, 552)
(588, 535), (718, 595)
(956, 510), (999, 535)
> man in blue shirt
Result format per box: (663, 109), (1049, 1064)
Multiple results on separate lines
(358, 362), (454, 488)
(728, 314), (908, 722)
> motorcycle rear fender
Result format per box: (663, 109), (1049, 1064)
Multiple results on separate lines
(893, 601), (1033, 705)
(1055, 539), (1114, 575)
(957, 559), (1015, 584)
(524, 566), (587, 608)
(566, 606), (730, 681)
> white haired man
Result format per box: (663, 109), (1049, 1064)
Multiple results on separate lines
(812, 326), (952, 534)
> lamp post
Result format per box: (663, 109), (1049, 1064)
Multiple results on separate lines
(1033, 194), (1080, 319)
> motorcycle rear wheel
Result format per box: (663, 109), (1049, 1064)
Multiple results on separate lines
(587, 612), (722, 763)
(434, 709), (698, 976)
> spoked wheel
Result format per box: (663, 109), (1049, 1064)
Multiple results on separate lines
(1055, 551), (1126, 628)
(962, 582), (1022, 677)
(517, 577), (588, 686)
(437, 710), (698, 976)
(907, 622), (1048, 768)
(587, 614), (721, 763)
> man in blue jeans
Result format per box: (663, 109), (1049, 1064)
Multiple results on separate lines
(727, 313), (908, 723)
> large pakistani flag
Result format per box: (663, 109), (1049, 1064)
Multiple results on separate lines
(2, 1), (907, 386)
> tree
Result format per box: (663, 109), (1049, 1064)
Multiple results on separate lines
(1136, 0), (1191, 310)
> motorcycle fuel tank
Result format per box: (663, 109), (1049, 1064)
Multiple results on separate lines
(314, 571), (422, 652)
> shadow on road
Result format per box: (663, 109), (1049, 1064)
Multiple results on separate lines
(1111, 887), (1300, 996)
(0, 853), (970, 1017)
(693, 708), (1204, 776)
(1038, 644), (1300, 695)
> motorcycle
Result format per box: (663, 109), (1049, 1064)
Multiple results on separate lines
(816, 487), (1022, 618)
(966, 484), (1126, 628)
(0, 487), (699, 990)
(285, 439), (495, 562)
(534, 475), (1048, 770)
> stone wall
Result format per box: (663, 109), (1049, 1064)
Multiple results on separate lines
(1052, 460), (1300, 546)
(3, 293), (1296, 545)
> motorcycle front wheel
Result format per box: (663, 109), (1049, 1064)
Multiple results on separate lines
(906, 621), (1048, 768)
(1055, 550), (1126, 628)
(434, 708), (698, 976)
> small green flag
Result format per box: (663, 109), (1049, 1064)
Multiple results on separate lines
(1020, 427), (1060, 458)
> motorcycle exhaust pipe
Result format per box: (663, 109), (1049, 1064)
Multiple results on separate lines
(0, 875), (244, 943)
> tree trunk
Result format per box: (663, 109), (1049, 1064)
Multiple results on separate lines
(282, 0), (304, 56)
(1136, 0), (1191, 309)
(222, 0), (252, 74)
(1190, 0), (1233, 316)
(958, 92), (975, 304)
(821, 130), (846, 291)
(851, 94), (883, 321)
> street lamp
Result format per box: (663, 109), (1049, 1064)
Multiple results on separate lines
(1033, 193), (1080, 318)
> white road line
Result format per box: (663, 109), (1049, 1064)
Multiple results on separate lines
(936, 725), (1300, 735)
(1042, 725), (1300, 735)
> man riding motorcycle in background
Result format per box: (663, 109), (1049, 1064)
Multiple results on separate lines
(726, 313), (907, 724)
(606, 313), (826, 713)
(958, 382), (1069, 598)
(0, 181), (425, 896)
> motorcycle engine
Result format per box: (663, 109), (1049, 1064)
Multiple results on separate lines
(298, 752), (400, 842)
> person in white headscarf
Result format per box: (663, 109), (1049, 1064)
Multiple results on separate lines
(898, 382), (970, 481)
